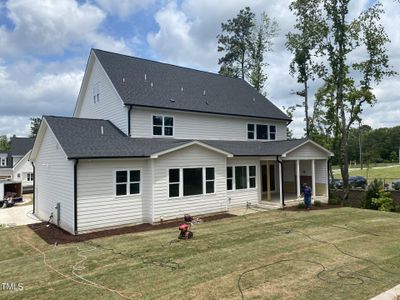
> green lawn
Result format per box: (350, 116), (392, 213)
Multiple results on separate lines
(333, 164), (400, 181)
(2, 208), (400, 299)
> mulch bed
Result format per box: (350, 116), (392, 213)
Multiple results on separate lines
(27, 213), (235, 245)
(282, 203), (342, 211)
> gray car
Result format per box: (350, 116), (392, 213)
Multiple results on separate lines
(392, 180), (400, 190)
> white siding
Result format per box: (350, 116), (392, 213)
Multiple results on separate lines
(284, 143), (329, 159)
(34, 128), (74, 233)
(315, 160), (328, 184)
(131, 107), (287, 141)
(12, 152), (34, 187)
(227, 157), (260, 207)
(76, 57), (128, 134)
(153, 145), (228, 221)
(77, 159), (152, 233)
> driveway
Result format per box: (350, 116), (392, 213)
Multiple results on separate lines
(0, 203), (41, 227)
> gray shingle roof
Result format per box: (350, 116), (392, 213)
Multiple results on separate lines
(93, 49), (291, 122)
(10, 137), (35, 156)
(44, 116), (306, 159)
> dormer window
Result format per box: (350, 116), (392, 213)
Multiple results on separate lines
(93, 82), (100, 103)
(247, 124), (277, 141)
(153, 115), (174, 136)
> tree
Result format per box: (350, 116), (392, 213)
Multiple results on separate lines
(217, 7), (278, 93)
(217, 7), (255, 80)
(313, 1), (395, 198)
(286, 0), (327, 137)
(282, 105), (296, 139)
(0, 135), (10, 152)
(30, 117), (42, 138)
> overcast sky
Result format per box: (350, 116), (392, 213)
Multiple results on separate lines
(0, 0), (399, 138)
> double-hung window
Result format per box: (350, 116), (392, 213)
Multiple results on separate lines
(235, 166), (248, 190)
(227, 167), (233, 190)
(205, 167), (215, 194)
(247, 124), (255, 139)
(249, 166), (256, 188)
(153, 116), (174, 136)
(115, 170), (141, 196)
(93, 82), (100, 103)
(169, 169), (180, 198)
(0, 158), (6, 166)
(269, 125), (276, 140)
(27, 173), (34, 182)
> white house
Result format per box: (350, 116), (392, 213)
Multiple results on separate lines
(0, 137), (34, 191)
(30, 49), (333, 235)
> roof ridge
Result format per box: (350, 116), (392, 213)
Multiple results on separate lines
(93, 48), (244, 82)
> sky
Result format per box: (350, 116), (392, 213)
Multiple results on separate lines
(0, 0), (399, 138)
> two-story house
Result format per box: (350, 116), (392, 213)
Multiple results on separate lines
(30, 49), (333, 235)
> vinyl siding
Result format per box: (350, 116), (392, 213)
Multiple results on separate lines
(227, 157), (260, 207)
(77, 159), (151, 233)
(34, 127), (74, 233)
(131, 107), (287, 141)
(284, 143), (329, 159)
(76, 57), (128, 134)
(153, 145), (228, 221)
(315, 160), (328, 184)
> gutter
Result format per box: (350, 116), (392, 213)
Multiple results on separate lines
(276, 155), (285, 206)
(74, 159), (79, 234)
(127, 105), (133, 137)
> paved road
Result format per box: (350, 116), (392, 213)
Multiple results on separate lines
(0, 204), (41, 227)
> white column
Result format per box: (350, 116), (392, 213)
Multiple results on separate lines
(311, 159), (316, 197)
(279, 161), (283, 207)
(296, 160), (301, 197)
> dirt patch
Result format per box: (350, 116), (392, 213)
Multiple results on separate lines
(282, 203), (342, 211)
(27, 213), (236, 245)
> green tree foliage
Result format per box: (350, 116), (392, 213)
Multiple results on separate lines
(312, 1), (396, 196)
(286, 0), (327, 137)
(217, 7), (278, 93)
(30, 117), (42, 138)
(0, 135), (10, 152)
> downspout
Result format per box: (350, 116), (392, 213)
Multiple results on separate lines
(31, 162), (35, 214)
(328, 157), (333, 202)
(74, 159), (79, 234)
(277, 156), (285, 206)
(127, 105), (133, 137)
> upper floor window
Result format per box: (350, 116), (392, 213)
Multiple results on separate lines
(93, 82), (100, 104)
(153, 116), (174, 136)
(26, 173), (34, 182)
(0, 158), (6, 166)
(247, 124), (277, 141)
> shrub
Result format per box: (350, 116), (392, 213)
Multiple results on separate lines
(371, 190), (394, 212)
(363, 179), (384, 209)
(297, 202), (306, 209)
(328, 193), (342, 205)
(314, 200), (322, 207)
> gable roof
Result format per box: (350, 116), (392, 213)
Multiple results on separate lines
(33, 116), (326, 160)
(92, 49), (291, 122)
(10, 137), (35, 156)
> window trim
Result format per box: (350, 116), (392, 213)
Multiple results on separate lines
(227, 165), (257, 192)
(152, 115), (175, 137)
(247, 123), (277, 141)
(114, 169), (142, 197)
(167, 166), (216, 199)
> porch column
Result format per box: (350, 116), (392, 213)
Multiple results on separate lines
(266, 160), (271, 201)
(279, 161), (283, 207)
(296, 160), (301, 197)
(311, 159), (316, 197)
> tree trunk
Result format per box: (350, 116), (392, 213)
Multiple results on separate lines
(304, 80), (309, 138)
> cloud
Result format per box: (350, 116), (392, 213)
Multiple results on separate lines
(94, 0), (156, 18)
(0, 0), (131, 58)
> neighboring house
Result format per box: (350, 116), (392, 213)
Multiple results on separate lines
(0, 137), (35, 190)
(30, 49), (333, 235)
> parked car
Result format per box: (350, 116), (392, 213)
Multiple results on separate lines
(329, 179), (343, 189)
(392, 180), (400, 191)
(349, 176), (367, 189)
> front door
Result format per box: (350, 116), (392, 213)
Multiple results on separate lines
(261, 164), (275, 192)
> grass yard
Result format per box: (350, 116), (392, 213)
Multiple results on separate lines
(2, 207), (400, 299)
(333, 164), (400, 181)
